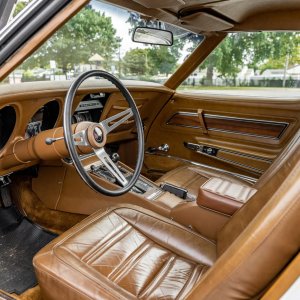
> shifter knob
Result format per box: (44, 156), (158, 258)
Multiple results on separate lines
(111, 153), (120, 163)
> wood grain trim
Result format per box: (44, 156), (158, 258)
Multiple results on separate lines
(167, 112), (288, 139)
(167, 112), (201, 128)
(0, 0), (89, 81)
(205, 114), (288, 139)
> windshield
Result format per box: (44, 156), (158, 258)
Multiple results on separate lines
(5, 0), (202, 84)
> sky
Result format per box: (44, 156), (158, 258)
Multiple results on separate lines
(90, 0), (196, 63)
(91, 0), (146, 58)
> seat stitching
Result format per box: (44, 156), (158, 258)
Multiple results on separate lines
(175, 264), (205, 300)
(112, 242), (154, 284)
(181, 173), (206, 189)
(115, 209), (216, 245)
(52, 246), (136, 300)
(108, 239), (152, 281)
(51, 208), (120, 251)
(139, 254), (176, 298)
(84, 225), (133, 264)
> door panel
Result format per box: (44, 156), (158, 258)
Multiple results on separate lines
(144, 92), (300, 180)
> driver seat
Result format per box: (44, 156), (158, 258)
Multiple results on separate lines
(33, 144), (300, 299)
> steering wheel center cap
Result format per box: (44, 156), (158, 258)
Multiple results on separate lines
(93, 127), (103, 143)
(87, 124), (107, 148)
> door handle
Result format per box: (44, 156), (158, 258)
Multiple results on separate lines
(147, 144), (170, 153)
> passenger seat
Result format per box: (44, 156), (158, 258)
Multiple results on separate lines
(156, 130), (300, 198)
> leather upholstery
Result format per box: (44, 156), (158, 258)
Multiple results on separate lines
(34, 130), (300, 299)
(197, 177), (257, 215)
(34, 205), (216, 300)
(156, 164), (252, 198)
(157, 129), (300, 198)
(188, 157), (300, 299)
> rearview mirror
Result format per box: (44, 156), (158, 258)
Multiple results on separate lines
(132, 27), (173, 46)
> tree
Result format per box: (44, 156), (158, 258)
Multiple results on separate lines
(147, 46), (177, 76)
(22, 7), (121, 74)
(200, 32), (300, 86)
(125, 11), (202, 76)
(123, 49), (150, 76)
(123, 47), (178, 77)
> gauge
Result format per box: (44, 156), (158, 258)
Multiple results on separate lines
(25, 108), (44, 138)
(25, 100), (60, 139)
(0, 106), (16, 150)
(25, 121), (42, 138)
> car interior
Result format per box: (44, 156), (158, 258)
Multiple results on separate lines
(0, 0), (299, 299)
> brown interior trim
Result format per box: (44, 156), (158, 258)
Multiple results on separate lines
(0, 0), (89, 81)
(164, 33), (226, 90)
(167, 112), (289, 139)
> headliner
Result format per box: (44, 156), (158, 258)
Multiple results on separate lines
(104, 0), (300, 33)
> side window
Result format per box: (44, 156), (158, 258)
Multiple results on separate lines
(179, 32), (300, 92)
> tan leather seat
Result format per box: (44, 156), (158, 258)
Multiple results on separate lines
(157, 130), (300, 198)
(34, 129), (300, 299)
(33, 206), (216, 299)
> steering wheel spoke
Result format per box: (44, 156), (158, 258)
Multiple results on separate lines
(100, 108), (133, 134)
(94, 148), (128, 187)
(73, 130), (90, 146)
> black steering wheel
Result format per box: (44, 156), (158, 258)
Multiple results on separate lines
(63, 70), (144, 196)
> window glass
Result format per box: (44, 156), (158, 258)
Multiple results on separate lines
(6, 0), (202, 84)
(179, 32), (300, 92)
(11, 0), (33, 19)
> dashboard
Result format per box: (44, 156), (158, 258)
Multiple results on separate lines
(0, 80), (172, 176)
(23, 92), (109, 139)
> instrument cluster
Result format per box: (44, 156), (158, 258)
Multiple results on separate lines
(25, 100), (60, 138)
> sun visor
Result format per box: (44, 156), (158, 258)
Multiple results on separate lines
(132, 0), (186, 9)
(180, 12), (233, 32)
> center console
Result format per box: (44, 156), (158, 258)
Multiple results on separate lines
(63, 153), (234, 241)
(83, 156), (164, 201)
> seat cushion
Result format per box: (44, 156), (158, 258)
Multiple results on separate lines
(34, 205), (216, 300)
(156, 165), (252, 198)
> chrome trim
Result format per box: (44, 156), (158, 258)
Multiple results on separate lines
(167, 111), (289, 139)
(0, 0), (43, 42)
(218, 146), (273, 163)
(184, 142), (267, 174)
(205, 113), (289, 127)
(207, 153), (265, 174)
(100, 108), (133, 134)
(145, 152), (258, 184)
(62, 153), (96, 165)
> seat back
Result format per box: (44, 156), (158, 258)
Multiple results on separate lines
(255, 129), (300, 189)
(187, 130), (300, 299)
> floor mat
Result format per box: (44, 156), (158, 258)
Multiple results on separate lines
(0, 207), (57, 295)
